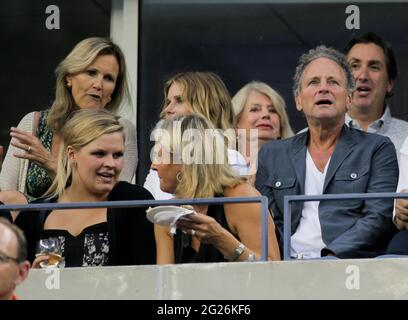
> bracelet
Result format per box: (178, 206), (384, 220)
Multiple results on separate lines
(225, 243), (245, 261)
(247, 252), (256, 262)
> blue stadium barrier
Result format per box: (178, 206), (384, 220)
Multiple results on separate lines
(283, 192), (408, 261)
(1, 196), (270, 261)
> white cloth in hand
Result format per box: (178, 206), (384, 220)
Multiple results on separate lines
(146, 205), (196, 234)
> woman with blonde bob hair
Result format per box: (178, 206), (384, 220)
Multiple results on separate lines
(232, 81), (294, 183)
(15, 109), (155, 268)
(144, 71), (248, 200)
(233, 81), (293, 140)
(151, 114), (280, 264)
(0, 37), (137, 212)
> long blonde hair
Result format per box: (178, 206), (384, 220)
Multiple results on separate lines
(45, 109), (124, 199)
(160, 72), (235, 134)
(232, 81), (294, 139)
(47, 37), (130, 132)
(154, 114), (244, 199)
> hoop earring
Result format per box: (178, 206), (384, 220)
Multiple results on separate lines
(176, 172), (182, 182)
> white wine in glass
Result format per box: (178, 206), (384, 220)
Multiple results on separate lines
(36, 238), (62, 268)
(39, 252), (62, 268)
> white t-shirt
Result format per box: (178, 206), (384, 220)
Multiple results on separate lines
(143, 148), (248, 200)
(397, 137), (408, 192)
(291, 150), (330, 259)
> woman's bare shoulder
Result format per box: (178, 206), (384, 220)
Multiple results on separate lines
(224, 182), (260, 198)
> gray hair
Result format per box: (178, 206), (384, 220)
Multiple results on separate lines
(292, 45), (355, 97)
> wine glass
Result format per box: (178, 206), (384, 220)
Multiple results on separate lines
(36, 238), (62, 268)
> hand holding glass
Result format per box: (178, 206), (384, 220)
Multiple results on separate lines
(36, 238), (62, 268)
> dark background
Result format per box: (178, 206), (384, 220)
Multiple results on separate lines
(1, 1), (407, 185)
(0, 0), (111, 165)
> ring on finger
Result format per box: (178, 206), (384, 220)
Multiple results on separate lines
(191, 229), (196, 236)
(27, 146), (32, 153)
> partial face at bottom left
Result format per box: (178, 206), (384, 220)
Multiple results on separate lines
(0, 224), (20, 300)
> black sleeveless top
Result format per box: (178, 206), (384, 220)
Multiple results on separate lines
(15, 182), (157, 267)
(173, 201), (239, 263)
(42, 222), (109, 267)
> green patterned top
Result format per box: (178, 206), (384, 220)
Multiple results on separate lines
(25, 110), (53, 200)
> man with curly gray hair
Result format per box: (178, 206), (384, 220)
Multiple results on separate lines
(256, 45), (398, 259)
(292, 45), (355, 97)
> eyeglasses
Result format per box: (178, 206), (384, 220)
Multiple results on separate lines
(0, 251), (20, 264)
